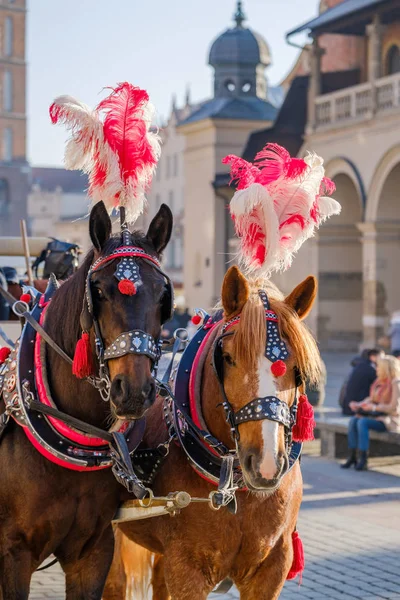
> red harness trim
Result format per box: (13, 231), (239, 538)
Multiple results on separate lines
(19, 299), (127, 471)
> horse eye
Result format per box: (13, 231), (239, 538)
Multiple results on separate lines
(94, 287), (104, 300)
(223, 353), (235, 367)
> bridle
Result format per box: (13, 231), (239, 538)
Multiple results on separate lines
(212, 290), (301, 451)
(81, 228), (174, 400)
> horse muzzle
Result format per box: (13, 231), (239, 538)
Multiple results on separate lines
(240, 448), (289, 492)
(110, 374), (156, 419)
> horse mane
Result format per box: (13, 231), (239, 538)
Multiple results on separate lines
(46, 230), (153, 355)
(229, 279), (322, 387)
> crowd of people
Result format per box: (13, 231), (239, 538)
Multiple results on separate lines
(340, 339), (400, 471)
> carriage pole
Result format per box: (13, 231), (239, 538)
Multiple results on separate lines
(19, 219), (34, 286)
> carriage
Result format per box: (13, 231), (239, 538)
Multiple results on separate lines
(0, 83), (340, 600)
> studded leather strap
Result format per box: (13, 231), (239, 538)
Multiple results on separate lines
(234, 396), (291, 428)
(103, 330), (160, 362)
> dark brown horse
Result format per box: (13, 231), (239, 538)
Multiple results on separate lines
(0, 200), (172, 599)
(104, 266), (321, 600)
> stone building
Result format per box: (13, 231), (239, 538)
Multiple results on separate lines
(177, 2), (280, 309)
(0, 0), (29, 236)
(284, 0), (400, 349)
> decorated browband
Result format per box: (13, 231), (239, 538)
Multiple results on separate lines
(221, 290), (289, 378)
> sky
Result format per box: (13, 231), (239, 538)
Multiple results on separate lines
(27, 0), (317, 167)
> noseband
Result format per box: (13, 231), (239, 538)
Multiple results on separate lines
(83, 229), (174, 398)
(212, 290), (301, 447)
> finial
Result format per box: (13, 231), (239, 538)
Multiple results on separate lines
(234, 1), (246, 27)
(171, 93), (177, 112)
(185, 84), (191, 107)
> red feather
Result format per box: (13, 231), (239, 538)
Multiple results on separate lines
(255, 143), (308, 185)
(222, 155), (260, 190)
(97, 84), (157, 186)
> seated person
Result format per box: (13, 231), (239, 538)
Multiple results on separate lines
(341, 349), (381, 416)
(341, 355), (400, 471)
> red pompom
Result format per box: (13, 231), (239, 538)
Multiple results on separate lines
(0, 347), (11, 364)
(292, 394), (315, 442)
(20, 293), (31, 304)
(191, 314), (202, 325)
(271, 359), (287, 377)
(72, 332), (94, 379)
(118, 279), (137, 296)
(287, 531), (305, 580)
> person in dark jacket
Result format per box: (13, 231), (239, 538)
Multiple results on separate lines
(341, 349), (382, 416)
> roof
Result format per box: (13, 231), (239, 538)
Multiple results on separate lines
(209, 25), (270, 67)
(179, 96), (277, 126)
(214, 68), (361, 188)
(31, 167), (88, 193)
(287, 0), (394, 37)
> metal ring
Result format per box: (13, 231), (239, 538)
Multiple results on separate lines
(12, 301), (29, 318)
(139, 488), (154, 508)
(208, 491), (223, 511)
(173, 328), (188, 341)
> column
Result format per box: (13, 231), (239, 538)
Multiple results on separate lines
(307, 38), (324, 133)
(367, 15), (384, 82)
(356, 222), (384, 348)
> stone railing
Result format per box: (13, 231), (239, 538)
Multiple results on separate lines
(314, 72), (400, 130)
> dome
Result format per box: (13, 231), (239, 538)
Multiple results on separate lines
(209, 4), (271, 68)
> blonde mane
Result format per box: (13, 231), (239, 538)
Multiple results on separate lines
(230, 279), (322, 386)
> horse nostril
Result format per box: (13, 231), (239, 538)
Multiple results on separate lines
(142, 379), (156, 401)
(244, 453), (257, 475)
(111, 375), (125, 401)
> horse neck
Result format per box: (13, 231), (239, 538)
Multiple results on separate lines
(43, 273), (110, 428)
(200, 345), (234, 450)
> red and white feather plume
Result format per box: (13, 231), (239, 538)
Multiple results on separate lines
(50, 83), (161, 224)
(223, 143), (341, 276)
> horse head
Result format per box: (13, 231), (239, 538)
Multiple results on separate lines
(214, 266), (320, 492)
(82, 201), (173, 420)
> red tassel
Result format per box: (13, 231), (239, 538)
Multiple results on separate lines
(20, 293), (31, 304)
(271, 359), (287, 377)
(0, 347), (11, 364)
(191, 314), (202, 325)
(287, 531), (305, 580)
(118, 279), (137, 296)
(292, 394), (315, 442)
(72, 332), (94, 379)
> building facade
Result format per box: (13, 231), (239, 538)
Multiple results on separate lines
(286, 0), (400, 349)
(0, 0), (29, 236)
(178, 2), (279, 310)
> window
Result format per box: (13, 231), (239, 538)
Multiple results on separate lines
(3, 127), (12, 161)
(0, 179), (9, 216)
(4, 17), (13, 57)
(173, 154), (178, 177)
(225, 80), (236, 93)
(242, 81), (252, 93)
(166, 156), (171, 179)
(3, 70), (12, 112)
(168, 190), (174, 211)
(386, 45), (400, 75)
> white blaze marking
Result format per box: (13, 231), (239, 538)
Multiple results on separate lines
(257, 356), (280, 480)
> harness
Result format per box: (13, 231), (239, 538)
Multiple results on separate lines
(0, 230), (174, 499)
(165, 290), (302, 510)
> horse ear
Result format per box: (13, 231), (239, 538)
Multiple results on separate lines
(89, 201), (112, 252)
(285, 276), (317, 320)
(222, 266), (250, 318)
(146, 204), (173, 255)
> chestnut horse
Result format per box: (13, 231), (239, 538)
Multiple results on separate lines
(104, 266), (321, 600)
(0, 201), (172, 599)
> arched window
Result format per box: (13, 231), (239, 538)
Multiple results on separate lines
(3, 70), (12, 112)
(0, 179), (9, 216)
(241, 81), (252, 93)
(4, 17), (13, 57)
(386, 45), (400, 75)
(225, 80), (236, 93)
(3, 127), (13, 161)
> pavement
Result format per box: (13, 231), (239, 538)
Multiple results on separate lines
(30, 353), (400, 599)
